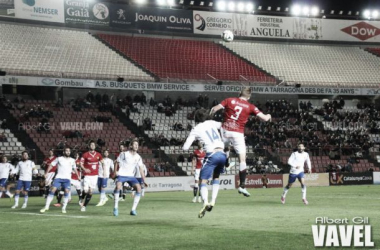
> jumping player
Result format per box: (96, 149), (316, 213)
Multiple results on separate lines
(183, 109), (227, 218)
(210, 87), (271, 197)
(42, 149), (57, 198)
(0, 156), (15, 198)
(80, 141), (104, 212)
(96, 149), (114, 206)
(281, 143), (312, 205)
(40, 147), (79, 214)
(11, 151), (37, 209)
(113, 139), (146, 216)
(191, 142), (205, 203)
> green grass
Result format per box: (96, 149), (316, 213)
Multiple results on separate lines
(0, 186), (379, 250)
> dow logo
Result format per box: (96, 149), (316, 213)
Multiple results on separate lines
(341, 22), (380, 41)
(22, 0), (35, 7)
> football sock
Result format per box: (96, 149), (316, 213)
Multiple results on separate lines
(200, 184), (208, 205)
(76, 189), (82, 198)
(239, 169), (247, 188)
(114, 191), (120, 209)
(23, 195), (28, 205)
(193, 187), (198, 197)
(45, 194), (54, 209)
(211, 180), (220, 204)
(100, 191), (106, 201)
(45, 186), (49, 197)
(57, 192), (63, 204)
(282, 187), (289, 198)
(84, 194), (92, 207)
(141, 188), (145, 197)
(131, 192), (141, 211)
(301, 185), (307, 199)
(62, 193), (69, 210)
(14, 194), (19, 206)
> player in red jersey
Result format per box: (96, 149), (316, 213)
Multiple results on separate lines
(42, 149), (57, 198)
(191, 142), (206, 203)
(211, 87), (272, 197)
(69, 152), (82, 204)
(79, 141), (104, 212)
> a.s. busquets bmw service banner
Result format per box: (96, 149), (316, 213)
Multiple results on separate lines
(1, 75), (378, 96)
(14, 0), (64, 23)
(110, 5), (193, 33)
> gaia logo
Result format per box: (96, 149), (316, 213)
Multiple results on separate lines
(22, 0), (35, 7)
(41, 78), (54, 86)
(194, 14), (206, 31)
(93, 3), (109, 20)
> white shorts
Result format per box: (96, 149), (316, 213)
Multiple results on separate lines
(71, 179), (82, 190)
(194, 169), (201, 180)
(221, 127), (246, 154)
(45, 172), (55, 186)
(83, 176), (98, 192)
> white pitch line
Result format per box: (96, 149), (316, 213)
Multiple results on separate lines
(0, 211), (89, 218)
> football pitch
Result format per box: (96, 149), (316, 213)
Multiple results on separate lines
(0, 185), (379, 250)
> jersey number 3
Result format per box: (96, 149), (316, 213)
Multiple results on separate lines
(206, 128), (220, 142)
(231, 106), (243, 120)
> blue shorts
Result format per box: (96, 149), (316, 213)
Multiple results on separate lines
(0, 178), (7, 187)
(288, 172), (305, 184)
(98, 177), (108, 189)
(117, 176), (139, 187)
(136, 178), (144, 185)
(200, 151), (227, 180)
(16, 180), (32, 191)
(52, 178), (71, 190)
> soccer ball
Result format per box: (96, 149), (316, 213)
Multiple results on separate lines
(222, 30), (234, 42)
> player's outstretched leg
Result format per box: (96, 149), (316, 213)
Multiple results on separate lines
(41, 190), (55, 213)
(301, 183), (308, 205)
(281, 184), (290, 204)
(207, 179), (220, 212)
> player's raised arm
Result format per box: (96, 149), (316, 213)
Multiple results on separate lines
(256, 112), (272, 122)
(210, 104), (224, 115)
(183, 132), (196, 151)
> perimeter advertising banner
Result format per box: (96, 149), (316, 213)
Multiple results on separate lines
(64, 0), (110, 26)
(0, 0), (15, 18)
(14, 0), (64, 23)
(193, 10), (380, 42)
(283, 173), (329, 187)
(329, 172), (373, 186)
(1, 75), (378, 96)
(373, 172), (380, 184)
(101, 175), (236, 193)
(110, 5), (193, 33)
(236, 174), (283, 188)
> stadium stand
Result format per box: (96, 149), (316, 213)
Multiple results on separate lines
(97, 34), (276, 83)
(367, 48), (380, 57)
(4, 99), (171, 176)
(0, 23), (154, 81)
(0, 120), (26, 156)
(221, 41), (380, 87)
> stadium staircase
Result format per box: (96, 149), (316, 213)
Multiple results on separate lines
(93, 35), (159, 82)
(0, 105), (44, 162)
(113, 109), (185, 176)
